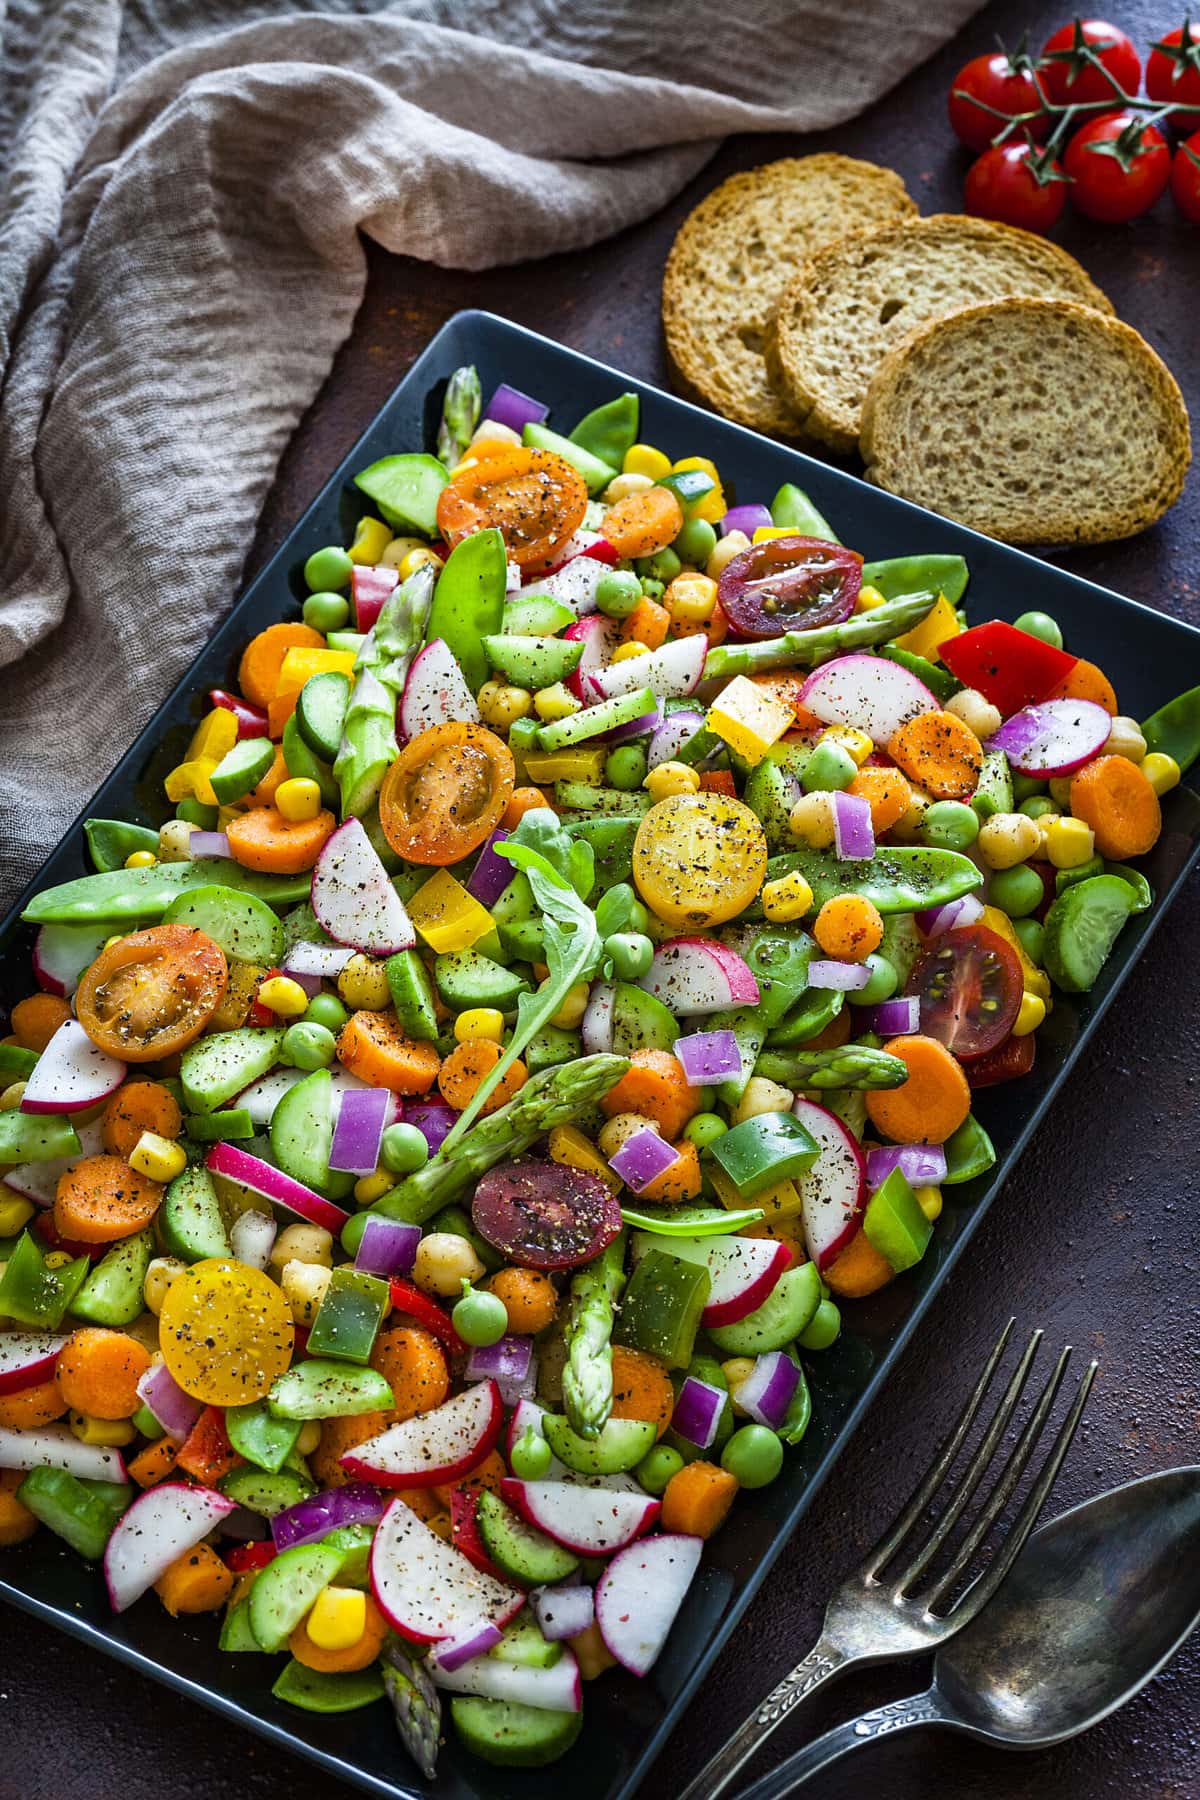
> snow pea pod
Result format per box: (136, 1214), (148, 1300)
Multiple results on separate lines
(84, 817), (159, 873)
(761, 845), (983, 916)
(942, 1114), (996, 1185)
(770, 483), (839, 542)
(765, 987), (844, 1048)
(878, 643), (962, 703)
(22, 860), (312, 925)
(569, 392), (639, 469)
(860, 553), (969, 606)
(1141, 683), (1200, 774)
(425, 526), (506, 693)
(619, 1202), (765, 1237)
(725, 922), (813, 1027)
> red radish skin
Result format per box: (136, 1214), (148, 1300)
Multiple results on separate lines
(500, 1477), (660, 1555)
(450, 1486), (509, 1582)
(594, 635), (706, 701)
(539, 533), (618, 577)
(399, 638), (481, 741)
(792, 1098), (867, 1270)
(369, 1496), (524, 1644)
(0, 1333), (69, 1397)
(565, 613), (622, 702)
(429, 1641), (583, 1711)
(595, 1532), (703, 1677)
(205, 1143), (349, 1235)
(639, 938), (760, 1016)
(631, 1232), (791, 1327)
(311, 817), (416, 956)
(518, 552), (610, 617)
(351, 564), (398, 633)
(19, 1019), (126, 1116)
(104, 1481), (236, 1612)
(988, 698), (1112, 777)
(341, 1380), (503, 1490)
(800, 653), (937, 747)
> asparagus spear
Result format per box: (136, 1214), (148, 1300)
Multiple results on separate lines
(382, 1641), (441, 1782)
(334, 562), (435, 817)
(755, 1044), (909, 1090)
(562, 1230), (627, 1441)
(703, 590), (937, 679)
(436, 365), (482, 466)
(365, 1053), (630, 1229)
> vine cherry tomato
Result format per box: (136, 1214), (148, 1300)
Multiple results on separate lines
(1040, 19), (1141, 107)
(436, 445), (587, 573)
(75, 923), (228, 1061)
(1171, 135), (1200, 222)
(947, 50), (1048, 153)
(906, 924), (1023, 1060)
(1063, 112), (1171, 222)
(964, 141), (1068, 233)
(716, 537), (863, 639)
(379, 721), (514, 865)
(1146, 23), (1200, 131)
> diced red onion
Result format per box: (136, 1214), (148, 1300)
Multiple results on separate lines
(605, 699), (662, 745)
(671, 1376), (726, 1449)
(329, 1086), (391, 1177)
(135, 1362), (204, 1441)
(482, 383), (548, 434)
(808, 959), (872, 991)
(271, 1482), (385, 1553)
(404, 1099), (456, 1155)
(674, 1029), (742, 1086)
(209, 690), (269, 739)
(355, 1215), (420, 1279)
(531, 1582), (595, 1641)
(832, 791), (875, 862)
(435, 1620), (506, 1672)
(465, 1334), (536, 1407)
(189, 832), (232, 860)
(864, 996), (920, 1037)
(465, 829), (514, 906)
(729, 1351), (801, 1430)
(581, 982), (615, 1056)
(866, 1144), (947, 1189)
(647, 710), (707, 770)
(229, 1208), (277, 1271)
(915, 893), (985, 938)
(608, 1127), (681, 1194)
(281, 969), (322, 998)
(283, 941), (355, 979)
(722, 503), (772, 539)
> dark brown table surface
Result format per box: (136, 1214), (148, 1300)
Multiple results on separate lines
(4, 1), (1198, 1796)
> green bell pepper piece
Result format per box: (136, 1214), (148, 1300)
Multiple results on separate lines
(84, 818), (160, 873)
(863, 1167), (932, 1272)
(614, 1248), (710, 1370)
(761, 845), (982, 916)
(22, 861), (311, 925)
(0, 1111), (80, 1163)
(1141, 683), (1200, 774)
(0, 1231), (89, 1327)
(0, 1044), (39, 1082)
(426, 527), (507, 693)
(70, 1228), (154, 1328)
(305, 1265), (390, 1364)
(569, 393), (639, 469)
(656, 469), (714, 516)
(16, 1467), (132, 1561)
(184, 1108), (256, 1143)
(710, 1112), (819, 1199)
(770, 483), (839, 541)
(942, 1114), (996, 1185)
(1054, 853), (1105, 894)
(860, 553), (969, 606)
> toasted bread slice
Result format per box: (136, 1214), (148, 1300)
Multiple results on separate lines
(767, 216), (1114, 452)
(860, 298), (1191, 545)
(662, 156), (916, 437)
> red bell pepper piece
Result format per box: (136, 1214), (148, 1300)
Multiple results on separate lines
(208, 689), (270, 739)
(449, 1485), (507, 1580)
(389, 1278), (465, 1356)
(965, 1032), (1035, 1088)
(176, 1406), (243, 1486)
(33, 1213), (106, 1260)
(248, 967), (284, 1027)
(939, 620), (1077, 717)
(351, 565), (399, 633)
(224, 1540), (277, 1573)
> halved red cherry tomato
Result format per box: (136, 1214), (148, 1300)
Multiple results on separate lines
(965, 1030), (1036, 1088)
(471, 1159), (624, 1270)
(939, 620), (1077, 717)
(436, 446), (587, 573)
(906, 924), (1023, 1061)
(717, 537), (863, 640)
(379, 722), (514, 866)
(75, 924), (228, 1063)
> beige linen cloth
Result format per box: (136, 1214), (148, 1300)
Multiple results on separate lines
(0, 0), (981, 907)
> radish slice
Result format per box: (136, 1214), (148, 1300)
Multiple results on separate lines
(531, 1582), (594, 1641)
(342, 1381), (503, 1489)
(988, 698), (1111, 776)
(0, 1423), (126, 1483)
(639, 938), (759, 1016)
(282, 941), (356, 979)
(6, 1118), (105, 1208)
(792, 1097), (867, 1269)
(235, 1064), (399, 1129)
(399, 638), (481, 741)
(593, 635), (707, 701)
(630, 1231), (790, 1327)
(20, 1019), (126, 1116)
(595, 1534), (703, 1676)
(312, 817), (416, 956)
(518, 553), (608, 617)
(0, 1333), (68, 1396)
(206, 1142), (349, 1234)
(33, 923), (110, 998)
(499, 1478), (659, 1555)
(429, 1642), (582, 1712)
(370, 1497), (524, 1644)
(229, 1208), (277, 1270)
(799, 653), (938, 747)
(104, 1482), (236, 1612)
(580, 982), (615, 1055)
(564, 614), (622, 702)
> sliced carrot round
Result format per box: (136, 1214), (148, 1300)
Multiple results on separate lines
(887, 710), (983, 801)
(237, 623), (325, 711)
(289, 1593), (389, 1673)
(0, 1376), (69, 1430)
(54, 1155), (164, 1244)
(370, 1324), (449, 1420)
(337, 1010), (441, 1094)
(436, 446), (587, 572)
(226, 805), (335, 873)
(437, 1039), (527, 1114)
(56, 1327), (152, 1419)
(1049, 657), (1118, 715)
(1069, 755), (1161, 858)
(847, 765), (912, 834)
(603, 487), (684, 559)
(10, 993), (72, 1053)
(865, 1034), (971, 1145)
(101, 1081), (183, 1157)
(609, 1345), (675, 1439)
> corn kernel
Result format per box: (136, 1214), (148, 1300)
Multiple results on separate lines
(788, 791), (836, 849)
(1042, 815), (1095, 870)
(354, 1170), (394, 1205)
(43, 1251), (73, 1271)
(0, 1189), (34, 1235)
(281, 1259), (332, 1324)
(597, 1112), (659, 1161)
(348, 515), (393, 566)
(549, 980), (591, 1030)
(124, 849), (157, 869)
(761, 870), (815, 922)
(855, 584), (887, 613)
(548, 1124), (621, 1193)
(645, 761), (700, 802)
(129, 1132), (187, 1184)
(271, 1222), (333, 1268)
(398, 546), (443, 581)
(915, 1185), (943, 1222)
(732, 1076), (795, 1125)
(380, 534), (426, 570)
(623, 444), (672, 481)
(673, 457), (725, 523)
(894, 593), (961, 660)
(257, 975), (311, 1019)
(706, 530), (751, 580)
(158, 819), (198, 863)
(604, 472), (654, 502)
(306, 1584), (367, 1651)
(143, 1256), (187, 1316)
(1103, 716), (1147, 764)
(275, 777), (321, 823)
(1013, 991), (1046, 1037)
(1142, 751), (1181, 796)
(665, 573), (718, 624)
(0, 1082), (27, 1112)
(978, 812), (1042, 870)
(752, 526), (801, 543)
(946, 687), (1003, 742)
(478, 680), (533, 730)
(296, 1421), (321, 1455)
(533, 683), (581, 723)
(455, 1008), (505, 1045)
(611, 641), (650, 664)
(817, 725), (873, 767)
(69, 1412), (135, 1448)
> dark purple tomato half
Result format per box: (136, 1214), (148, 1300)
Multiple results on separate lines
(717, 537), (863, 640)
(471, 1159), (624, 1270)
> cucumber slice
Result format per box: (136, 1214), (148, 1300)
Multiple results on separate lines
(1042, 873), (1136, 994)
(267, 1358), (394, 1420)
(70, 1228), (154, 1327)
(483, 634), (583, 689)
(742, 744), (810, 851)
(385, 949), (439, 1041)
(248, 1541), (343, 1651)
(707, 1261), (822, 1355)
(0, 1112), (80, 1163)
(160, 1164), (232, 1262)
(1104, 862), (1153, 913)
(181, 1027), (284, 1114)
(503, 597), (575, 637)
(542, 1414), (656, 1475)
(269, 1067), (354, 1201)
(537, 687), (657, 754)
(522, 421), (615, 494)
(450, 1695), (583, 1768)
(434, 950), (530, 1013)
(491, 1613), (564, 1669)
(523, 1025), (581, 1074)
(970, 749), (1013, 822)
(219, 1463), (316, 1516)
(321, 1520), (374, 1588)
(282, 712), (338, 811)
(295, 670), (351, 764)
(218, 1596), (262, 1652)
(354, 452), (448, 534)
(272, 1658), (386, 1713)
(164, 883), (284, 967)
(325, 629), (365, 657)
(476, 1490), (580, 1587)
(226, 1399), (303, 1473)
(611, 981), (679, 1055)
(209, 737), (277, 806)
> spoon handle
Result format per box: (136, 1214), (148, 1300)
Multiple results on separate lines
(733, 1691), (947, 1800)
(674, 1637), (849, 1800)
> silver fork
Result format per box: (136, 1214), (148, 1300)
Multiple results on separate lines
(677, 1319), (1097, 1800)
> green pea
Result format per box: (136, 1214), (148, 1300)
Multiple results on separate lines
(720, 1423), (784, 1489)
(858, 953), (898, 1005)
(1013, 917), (1045, 965)
(682, 1111), (728, 1153)
(639, 577), (665, 602)
(1014, 610), (1063, 650)
(176, 798), (218, 829)
(605, 744), (648, 791)
(922, 800), (980, 850)
(303, 992), (350, 1035)
(635, 1444), (684, 1496)
(280, 1021), (337, 1071)
(303, 591), (350, 632)
(987, 863), (1044, 919)
(1019, 795), (1059, 821)
(673, 517), (717, 568)
(1011, 771), (1046, 805)
(452, 1280), (509, 1349)
(380, 1121), (430, 1176)
(130, 1402), (165, 1442)
(595, 569), (643, 620)
(643, 547), (681, 586)
(797, 1299), (841, 1351)
(303, 546), (353, 593)
(606, 931), (654, 981)
(802, 739), (857, 793)
(509, 1426), (553, 1481)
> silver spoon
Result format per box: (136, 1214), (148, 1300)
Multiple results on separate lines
(734, 1465), (1200, 1800)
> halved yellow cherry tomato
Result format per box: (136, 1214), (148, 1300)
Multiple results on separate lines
(435, 446), (587, 572)
(75, 924), (228, 1063)
(633, 793), (767, 929)
(159, 1259), (293, 1405)
(379, 722), (515, 866)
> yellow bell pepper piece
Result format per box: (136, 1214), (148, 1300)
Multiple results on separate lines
(710, 1163), (805, 1221)
(894, 592), (962, 661)
(187, 708), (239, 764)
(164, 758), (219, 807)
(275, 647), (358, 699)
(549, 1125), (622, 1193)
(982, 904), (1050, 1002)
(348, 516), (393, 566)
(523, 748), (607, 785)
(707, 675), (793, 765)
(752, 526), (801, 544)
(408, 869), (495, 954)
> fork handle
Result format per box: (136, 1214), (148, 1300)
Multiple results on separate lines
(674, 1638), (849, 1800)
(735, 1692), (946, 1800)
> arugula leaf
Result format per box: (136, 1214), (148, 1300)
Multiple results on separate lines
(508, 808), (594, 900)
(437, 839), (602, 1152)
